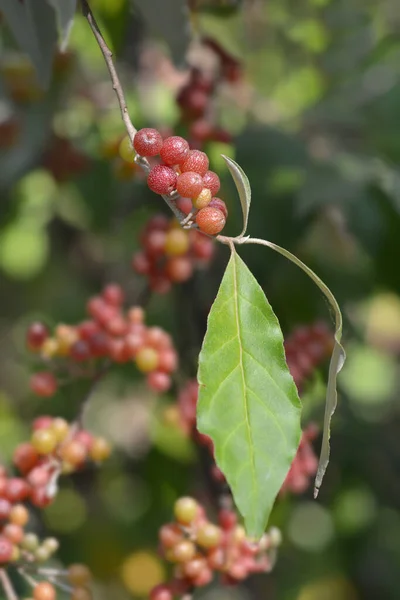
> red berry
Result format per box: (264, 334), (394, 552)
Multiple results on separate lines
(219, 509), (237, 530)
(13, 442), (39, 474)
(160, 136), (189, 166)
(148, 165), (177, 195)
(6, 478), (30, 503)
(196, 207), (226, 235)
(144, 230), (167, 257)
(147, 371), (171, 392)
(132, 252), (151, 275)
(27, 466), (50, 488)
(202, 171), (220, 196)
(60, 440), (87, 466)
(176, 171), (203, 199)
(30, 372), (58, 397)
(149, 275), (172, 295)
(146, 214), (170, 231)
(177, 87), (208, 119)
(3, 523), (23, 544)
(165, 256), (193, 282)
(158, 349), (178, 373)
(102, 284), (124, 306)
(74, 430), (94, 451)
(190, 232), (214, 261)
(209, 197), (228, 219)
(78, 321), (99, 341)
(180, 150), (209, 176)
(31, 487), (52, 508)
(33, 416), (54, 430)
(133, 128), (163, 157)
(105, 315), (128, 337)
(159, 524), (183, 548)
(175, 197), (193, 215)
(26, 322), (48, 349)
(149, 584), (173, 600)
(70, 340), (91, 362)
(189, 120), (214, 142)
(108, 338), (130, 363)
(88, 332), (109, 357)
(0, 498), (11, 520)
(0, 535), (13, 564)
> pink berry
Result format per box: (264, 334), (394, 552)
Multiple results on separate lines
(160, 136), (189, 166)
(149, 584), (173, 600)
(209, 197), (228, 219)
(176, 171), (203, 199)
(148, 165), (177, 195)
(202, 170), (220, 195)
(26, 322), (48, 349)
(133, 128), (163, 157)
(147, 371), (171, 392)
(196, 207), (226, 235)
(165, 256), (193, 282)
(30, 372), (57, 397)
(102, 284), (124, 306)
(0, 535), (13, 564)
(180, 150), (209, 175)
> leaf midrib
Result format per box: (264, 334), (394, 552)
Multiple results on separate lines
(231, 251), (257, 511)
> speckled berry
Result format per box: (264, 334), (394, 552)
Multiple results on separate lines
(196, 207), (226, 235)
(148, 165), (177, 195)
(160, 136), (189, 166)
(133, 128), (163, 157)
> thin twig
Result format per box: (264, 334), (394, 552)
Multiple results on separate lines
(80, 0), (188, 224)
(81, 0), (136, 141)
(0, 569), (18, 600)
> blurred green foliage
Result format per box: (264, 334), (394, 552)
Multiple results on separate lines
(1, 0), (400, 598)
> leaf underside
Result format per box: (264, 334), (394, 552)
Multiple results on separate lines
(197, 248), (302, 538)
(222, 154), (251, 237)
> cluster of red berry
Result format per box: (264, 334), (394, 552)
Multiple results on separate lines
(176, 37), (242, 147)
(27, 284), (178, 394)
(280, 424), (319, 495)
(132, 214), (215, 292)
(150, 497), (281, 599)
(0, 463), (92, 596)
(284, 322), (334, 392)
(121, 128), (228, 236)
(13, 416), (111, 504)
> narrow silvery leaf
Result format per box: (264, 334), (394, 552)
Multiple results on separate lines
(133, 0), (191, 67)
(222, 155), (251, 236)
(0, 0), (58, 88)
(48, 0), (77, 50)
(197, 246), (302, 538)
(243, 237), (345, 497)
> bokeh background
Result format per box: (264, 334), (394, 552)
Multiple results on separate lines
(1, 0), (400, 598)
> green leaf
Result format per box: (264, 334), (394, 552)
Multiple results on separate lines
(0, 0), (58, 88)
(197, 247), (302, 538)
(242, 237), (346, 497)
(48, 0), (77, 50)
(222, 155), (251, 237)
